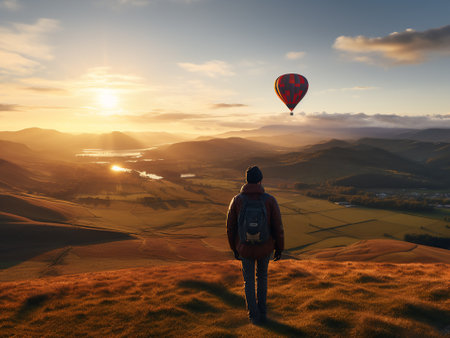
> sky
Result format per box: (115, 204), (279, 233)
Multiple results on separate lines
(1, 0), (450, 134)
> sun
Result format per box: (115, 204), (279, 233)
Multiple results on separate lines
(98, 89), (119, 109)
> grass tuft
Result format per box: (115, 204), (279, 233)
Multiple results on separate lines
(287, 268), (311, 278)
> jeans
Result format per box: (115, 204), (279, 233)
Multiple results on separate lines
(241, 255), (270, 320)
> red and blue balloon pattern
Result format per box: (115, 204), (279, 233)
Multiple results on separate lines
(275, 73), (308, 114)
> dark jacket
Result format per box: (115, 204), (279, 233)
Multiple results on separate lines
(226, 183), (284, 259)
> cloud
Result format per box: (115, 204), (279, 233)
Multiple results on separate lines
(315, 86), (378, 94)
(285, 51), (305, 60)
(333, 25), (450, 65)
(0, 18), (59, 75)
(102, 0), (201, 7)
(16, 67), (151, 94)
(22, 86), (68, 94)
(0, 0), (20, 10)
(177, 60), (235, 77)
(342, 86), (378, 91)
(75, 67), (154, 94)
(210, 103), (248, 109)
(113, 0), (150, 6)
(300, 112), (450, 128)
(0, 103), (19, 111)
(0, 50), (40, 75)
(120, 112), (212, 123)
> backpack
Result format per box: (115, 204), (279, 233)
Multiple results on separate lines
(237, 193), (270, 244)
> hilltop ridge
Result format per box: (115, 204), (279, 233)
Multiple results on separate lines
(0, 259), (448, 337)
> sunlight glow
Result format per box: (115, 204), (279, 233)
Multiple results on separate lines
(98, 89), (119, 109)
(111, 165), (131, 172)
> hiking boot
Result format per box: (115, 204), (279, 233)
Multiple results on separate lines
(250, 317), (262, 326)
(249, 314), (261, 326)
(259, 314), (267, 324)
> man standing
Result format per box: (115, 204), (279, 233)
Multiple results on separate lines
(226, 166), (284, 325)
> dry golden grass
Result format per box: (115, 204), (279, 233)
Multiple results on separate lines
(0, 259), (449, 337)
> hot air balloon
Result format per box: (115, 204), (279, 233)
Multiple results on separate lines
(275, 73), (308, 115)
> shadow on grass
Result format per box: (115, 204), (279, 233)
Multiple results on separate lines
(178, 280), (306, 337)
(178, 280), (245, 308)
(263, 318), (307, 337)
(16, 293), (51, 319)
(180, 297), (222, 313)
(393, 302), (450, 329)
(0, 222), (133, 269)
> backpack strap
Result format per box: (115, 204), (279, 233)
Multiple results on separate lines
(238, 194), (248, 226)
(260, 193), (269, 219)
(239, 193), (248, 206)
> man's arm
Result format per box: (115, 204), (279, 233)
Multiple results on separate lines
(226, 196), (238, 253)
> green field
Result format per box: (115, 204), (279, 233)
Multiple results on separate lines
(77, 177), (450, 256)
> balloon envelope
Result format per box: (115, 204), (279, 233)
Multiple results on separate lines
(274, 73), (308, 112)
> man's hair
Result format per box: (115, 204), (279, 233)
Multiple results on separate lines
(246, 166), (263, 184)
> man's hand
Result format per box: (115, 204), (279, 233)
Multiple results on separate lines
(234, 250), (240, 260)
(273, 250), (282, 261)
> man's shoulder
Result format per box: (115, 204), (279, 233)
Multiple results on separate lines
(230, 193), (243, 205)
(262, 192), (279, 205)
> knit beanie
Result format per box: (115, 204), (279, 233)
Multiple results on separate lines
(246, 166), (263, 183)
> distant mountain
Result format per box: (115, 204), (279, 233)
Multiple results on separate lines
(125, 131), (189, 146)
(260, 145), (433, 183)
(396, 128), (450, 142)
(357, 138), (450, 163)
(94, 131), (144, 150)
(0, 128), (75, 156)
(197, 125), (325, 147)
(301, 139), (352, 153)
(0, 128), (157, 156)
(333, 173), (437, 189)
(207, 125), (419, 148)
(147, 137), (284, 162)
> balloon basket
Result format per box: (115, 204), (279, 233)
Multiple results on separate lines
(290, 112), (293, 116)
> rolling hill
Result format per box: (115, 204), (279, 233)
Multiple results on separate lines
(0, 159), (42, 191)
(0, 211), (132, 271)
(146, 137), (285, 162)
(357, 138), (450, 164)
(260, 145), (431, 183)
(302, 239), (450, 263)
(0, 139), (46, 163)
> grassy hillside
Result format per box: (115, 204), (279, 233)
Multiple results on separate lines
(0, 260), (449, 337)
(0, 159), (42, 191)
